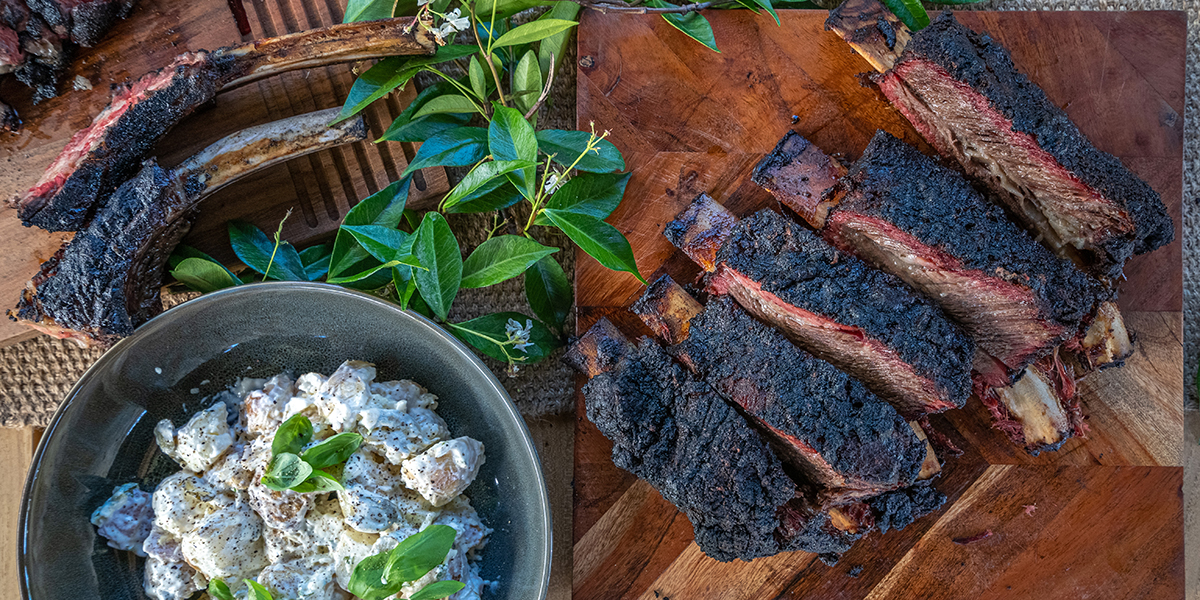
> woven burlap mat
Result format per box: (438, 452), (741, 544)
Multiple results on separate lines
(0, 0), (1196, 430)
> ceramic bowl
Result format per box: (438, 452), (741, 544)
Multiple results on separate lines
(19, 282), (551, 600)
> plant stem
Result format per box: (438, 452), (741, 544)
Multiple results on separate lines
(572, 0), (731, 12)
(523, 53), (556, 120)
(470, 3), (508, 107)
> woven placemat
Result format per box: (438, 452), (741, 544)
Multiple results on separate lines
(1, 1), (1196, 429)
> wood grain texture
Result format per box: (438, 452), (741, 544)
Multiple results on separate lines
(574, 10), (1185, 599)
(0, 0), (448, 346)
(0, 427), (37, 600)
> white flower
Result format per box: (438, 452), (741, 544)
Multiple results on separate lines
(543, 173), (560, 194)
(447, 15), (470, 32)
(505, 319), (534, 354)
(418, 0), (430, 5)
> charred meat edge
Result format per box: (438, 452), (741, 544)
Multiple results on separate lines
(0, 97), (17, 132)
(826, 0), (1173, 279)
(665, 193), (973, 419)
(566, 319), (866, 561)
(633, 275), (926, 501)
(9, 108), (367, 347)
(13, 16), (436, 232)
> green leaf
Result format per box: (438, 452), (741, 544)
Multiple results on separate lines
(543, 210), (644, 283)
(524, 255), (571, 331)
(343, 0), (393, 22)
(441, 159), (538, 211)
(402, 127), (489, 176)
(473, 0), (555, 21)
(272, 414), (314, 456)
(468, 56), (487, 101)
(170, 258), (239, 293)
(169, 245), (242, 283)
(489, 105), (538, 198)
(412, 95), (480, 119)
(330, 176), (413, 280)
(299, 242), (333, 281)
(409, 580), (467, 600)
(334, 46), (480, 122)
(327, 258), (421, 285)
(443, 178), (525, 214)
(348, 551), (397, 600)
(379, 78), (470, 142)
(300, 432), (364, 469)
(412, 213), (462, 321)
(746, 0), (779, 25)
(342, 225), (413, 263)
(450, 312), (557, 363)
(880, 0), (929, 29)
(543, 172), (631, 221)
(537, 2), (581, 77)
(244, 580), (274, 600)
(261, 453), (313, 492)
(513, 50), (542, 115)
(384, 525), (458, 584)
(461, 235), (557, 288)
(393, 266), (418, 310)
(644, 0), (720, 52)
(535, 130), (625, 173)
(228, 220), (307, 281)
(207, 579), (235, 600)
(493, 19), (577, 48)
(291, 470), (346, 493)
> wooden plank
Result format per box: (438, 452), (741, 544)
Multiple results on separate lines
(0, 0), (448, 346)
(0, 427), (37, 600)
(573, 10), (1186, 598)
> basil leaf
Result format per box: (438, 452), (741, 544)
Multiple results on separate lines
(441, 159), (538, 211)
(272, 414), (314, 456)
(881, 0), (929, 29)
(385, 525), (458, 584)
(443, 178), (524, 214)
(349, 551), (398, 600)
(330, 176), (412, 280)
(537, 2), (581, 76)
(207, 579), (234, 600)
(461, 235), (557, 288)
(409, 580), (467, 600)
(543, 172), (631, 220)
(343, 0), (393, 22)
(524, 255), (571, 331)
(300, 432), (364, 469)
(170, 257), (239, 293)
(543, 210), (644, 283)
(228, 220), (307, 281)
(535, 130), (625, 173)
(403, 127), (490, 176)
(299, 242), (333, 281)
(513, 50), (542, 115)
(492, 18), (577, 48)
(291, 470), (346, 493)
(413, 95), (480, 119)
(450, 312), (557, 363)
(342, 226), (413, 263)
(489, 105), (538, 199)
(645, 0), (720, 52)
(244, 580), (274, 600)
(412, 213), (462, 321)
(261, 453), (313, 491)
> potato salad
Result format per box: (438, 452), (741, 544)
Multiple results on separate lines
(90, 360), (490, 600)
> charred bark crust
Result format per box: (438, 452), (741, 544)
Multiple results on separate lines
(842, 131), (1108, 330)
(866, 484), (946, 533)
(24, 0), (134, 46)
(716, 209), (974, 406)
(904, 11), (1173, 256)
(674, 296), (926, 490)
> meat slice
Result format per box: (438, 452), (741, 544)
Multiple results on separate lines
(3, 0), (69, 103)
(566, 319), (862, 562)
(633, 276), (926, 501)
(666, 195), (973, 419)
(827, 2), (1173, 278)
(750, 132), (847, 228)
(0, 22), (23, 72)
(25, 0), (134, 47)
(11, 17), (437, 232)
(9, 108), (367, 347)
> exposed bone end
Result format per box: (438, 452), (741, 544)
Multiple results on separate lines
(631, 275), (703, 347)
(908, 421), (941, 481)
(664, 193), (736, 271)
(564, 318), (634, 378)
(1067, 301), (1135, 372)
(827, 502), (873, 534)
(825, 0), (912, 72)
(987, 356), (1081, 455)
(752, 131), (845, 228)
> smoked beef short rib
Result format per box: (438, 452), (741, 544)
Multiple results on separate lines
(633, 276), (926, 501)
(666, 195), (973, 419)
(566, 319), (864, 562)
(11, 17), (436, 232)
(2, 0), (68, 103)
(25, 0), (133, 47)
(826, 0), (1173, 279)
(9, 108), (366, 347)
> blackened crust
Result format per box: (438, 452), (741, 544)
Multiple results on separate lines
(904, 11), (1173, 256)
(866, 484), (946, 533)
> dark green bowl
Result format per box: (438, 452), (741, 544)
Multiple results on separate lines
(19, 282), (551, 600)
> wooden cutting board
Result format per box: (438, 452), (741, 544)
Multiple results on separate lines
(573, 10), (1185, 599)
(0, 0), (448, 346)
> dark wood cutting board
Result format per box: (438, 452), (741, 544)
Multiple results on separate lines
(0, 0), (448, 346)
(573, 10), (1185, 599)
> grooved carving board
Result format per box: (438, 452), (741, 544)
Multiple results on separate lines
(573, 10), (1185, 599)
(0, 0), (448, 346)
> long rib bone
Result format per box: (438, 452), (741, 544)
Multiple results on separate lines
(9, 108), (367, 347)
(13, 17), (435, 232)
